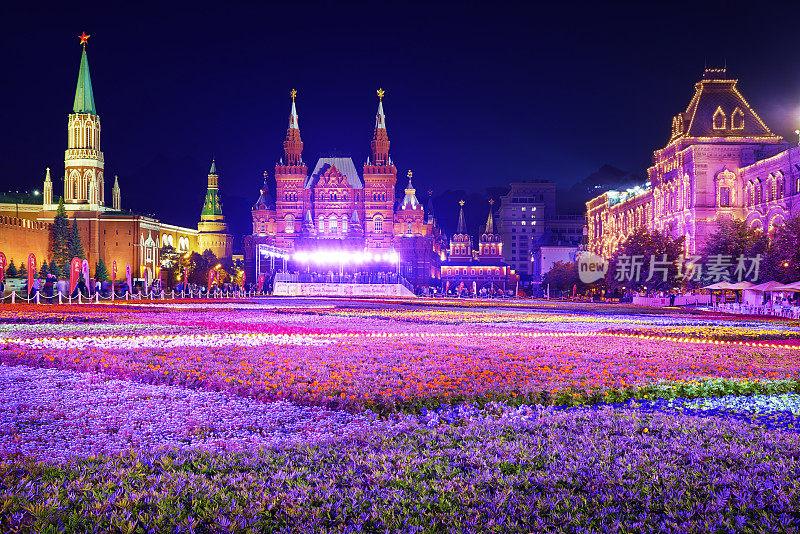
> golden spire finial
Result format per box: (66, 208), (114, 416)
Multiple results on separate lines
(459, 200), (465, 207)
(78, 32), (90, 48)
(407, 170), (413, 178)
(489, 199), (495, 206)
(290, 89), (297, 101)
(377, 88), (385, 101)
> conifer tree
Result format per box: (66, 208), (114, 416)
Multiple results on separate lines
(39, 260), (49, 278)
(5, 260), (17, 278)
(51, 197), (70, 274)
(68, 217), (85, 260)
(17, 263), (27, 279)
(49, 260), (62, 278)
(95, 259), (109, 282)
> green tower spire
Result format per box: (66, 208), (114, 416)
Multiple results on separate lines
(73, 35), (96, 115)
(201, 159), (223, 217)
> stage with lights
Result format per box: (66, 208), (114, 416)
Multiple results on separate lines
(256, 244), (416, 297)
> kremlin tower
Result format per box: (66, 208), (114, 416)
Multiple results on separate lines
(197, 160), (234, 258)
(477, 200), (503, 262)
(274, 90), (307, 249)
(363, 89), (397, 249)
(62, 32), (106, 209)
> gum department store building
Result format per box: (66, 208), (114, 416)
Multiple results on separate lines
(587, 68), (800, 257)
(0, 36), (232, 281)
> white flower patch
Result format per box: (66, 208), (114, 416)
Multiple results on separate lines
(8, 333), (335, 351)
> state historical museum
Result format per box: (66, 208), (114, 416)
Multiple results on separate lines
(243, 91), (446, 286)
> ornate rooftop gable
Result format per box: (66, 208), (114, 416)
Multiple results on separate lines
(669, 68), (778, 142)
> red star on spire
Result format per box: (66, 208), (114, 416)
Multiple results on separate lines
(78, 32), (90, 47)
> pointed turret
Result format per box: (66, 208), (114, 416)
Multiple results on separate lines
(283, 89), (303, 165)
(400, 170), (421, 210)
(73, 34), (96, 115)
(425, 190), (436, 225)
(370, 88), (390, 165)
(456, 200), (467, 234)
(201, 159), (223, 217)
(43, 168), (53, 205)
(252, 172), (274, 210)
(198, 159), (233, 258)
(484, 204), (495, 234)
(65, 33), (104, 207)
(112, 175), (121, 211)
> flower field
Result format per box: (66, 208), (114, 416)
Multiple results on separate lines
(2, 300), (800, 532)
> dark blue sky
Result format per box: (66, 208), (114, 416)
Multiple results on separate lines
(2, 1), (800, 238)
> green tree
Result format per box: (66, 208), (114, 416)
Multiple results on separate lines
(51, 197), (70, 275)
(159, 245), (181, 287)
(39, 260), (49, 278)
(187, 249), (219, 286)
(68, 217), (85, 260)
(766, 216), (800, 283)
(95, 259), (109, 282)
(606, 228), (685, 292)
(703, 218), (768, 279)
(5, 260), (17, 278)
(49, 259), (62, 278)
(542, 261), (582, 293)
(17, 262), (27, 280)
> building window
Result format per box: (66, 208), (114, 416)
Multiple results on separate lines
(713, 107), (726, 130)
(329, 214), (338, 233)
(731, 107), (744, 130)
(285, 214), (295, 233)
(374, 214), (383, 233)
(318, 215), (325, 233)
(342, 215), (348, 234)
(719, 187), (731, 207)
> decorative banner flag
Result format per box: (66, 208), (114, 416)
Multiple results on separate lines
(183, 267), (188, 288)
(81, 259), (91, 297)
(240, 270), (245, 291)
(27, 254), (36, 296)
(445, 280), (449, 294)
(126, 263), (132, 294)
(258, 274), (265, 293)
(144, 268), (150, 294)
(0, 252), (6, 282)
(69, 257), (82, 294)
(112, 260), (117, 294)
(207, 269), (215, 289)
(472, 280), (477, 295)
(572, 284), (577, 299)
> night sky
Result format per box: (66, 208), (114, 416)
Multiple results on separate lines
(3, 1), (800, 243)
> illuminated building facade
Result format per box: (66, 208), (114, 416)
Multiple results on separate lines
(441, 201), (518, 293)
(0, 35), (222, 283)
(243, 91), (445, 287)
(587, 68), (800, 257)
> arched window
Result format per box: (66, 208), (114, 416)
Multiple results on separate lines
(329, 214), (338, 233)
(284, 214), (295, 233)
(374, 214), (383, 233)
(407, 221), (412, 234)
(713, 107), (726, 130)
(318, 215), (325, 233)
(731, 107), (744, 130)
(342, 215), (348, 234)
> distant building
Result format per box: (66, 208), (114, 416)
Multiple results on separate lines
(587, 68), (800, 258)
(0, 35), (217, 283)
(441, 201), (518, 294)
(497, 181), (583, 280)
(242, 90), (445, 287)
